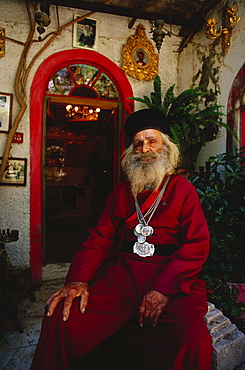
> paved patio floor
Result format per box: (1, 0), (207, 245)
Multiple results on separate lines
(0, 263), (244, 370)
(0, 264), (69, 370)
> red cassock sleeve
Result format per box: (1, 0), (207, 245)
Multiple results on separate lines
(151, 184), (210, 295)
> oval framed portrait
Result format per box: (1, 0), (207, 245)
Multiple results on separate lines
(122, 24), (158, 81)
(133, 47), (150, 67)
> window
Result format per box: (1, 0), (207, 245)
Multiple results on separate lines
(46, 64), (119, 100)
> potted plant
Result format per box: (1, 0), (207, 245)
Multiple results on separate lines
(190, 147), (245, 322)
(129, 76), (237, 170)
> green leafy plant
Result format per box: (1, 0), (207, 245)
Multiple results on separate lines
(129, 75), (237, 168)
(190, 147), (245, 319)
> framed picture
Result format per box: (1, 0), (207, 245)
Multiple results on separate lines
(122, 24), (159, 81)
(73, 16), (98, 50)
(0, 92), (13, 133)
(0, 157), (27, 186)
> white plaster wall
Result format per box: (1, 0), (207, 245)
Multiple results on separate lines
(0, 1), (31, 268)
(177, 0), (245, 168)
(0, 1), (180, 269)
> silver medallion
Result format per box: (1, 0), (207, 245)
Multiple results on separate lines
(134, 223), (143, 235)
(141, 225), (153, 236)
(133, 242), (155, 257)
(137, 234), (146, 243)
(134, 229), (139, 237)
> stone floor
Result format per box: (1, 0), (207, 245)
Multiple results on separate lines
(0, 264), (69, 370)
(0, 263), (245, 370)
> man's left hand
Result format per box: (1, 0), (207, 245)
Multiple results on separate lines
(139, 290), (170, 327)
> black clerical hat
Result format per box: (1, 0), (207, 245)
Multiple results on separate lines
(124, 109), (169, 141)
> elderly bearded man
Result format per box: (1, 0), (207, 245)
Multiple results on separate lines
(31, 109), (213, 370)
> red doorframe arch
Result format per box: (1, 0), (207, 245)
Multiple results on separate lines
(227, 63), (245, 149)
(30, 49), (134, 280)
(242, 108), (245, 148)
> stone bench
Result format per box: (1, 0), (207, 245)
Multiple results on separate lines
(205, 303), (245, 369)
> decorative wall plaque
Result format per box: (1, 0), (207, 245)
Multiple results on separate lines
(0, 28), (5, 58)
(122, 24), (158, 81)
(13, 132), (24, 144)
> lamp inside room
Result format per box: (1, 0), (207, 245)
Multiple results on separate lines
(65, 105), (101, 121)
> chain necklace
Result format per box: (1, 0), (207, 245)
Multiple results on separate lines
(133, 176), (170, 257)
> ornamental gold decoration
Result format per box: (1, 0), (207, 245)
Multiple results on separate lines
(204, 19), (222, 39)
(204, 5), (241, 54)
(0, 28), (5, 58)
(122, 24), (158, 81)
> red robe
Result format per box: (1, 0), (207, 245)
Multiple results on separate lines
(31, 174), (213, 370)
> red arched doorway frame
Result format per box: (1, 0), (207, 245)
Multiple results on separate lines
(227, 63), (245, 149)
(242, 107), (245, 147)
(30, 49), (134, 280)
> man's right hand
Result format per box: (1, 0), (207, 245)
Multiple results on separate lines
(45, 281), (89, 322)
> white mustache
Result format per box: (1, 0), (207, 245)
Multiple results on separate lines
(131, 152), (157, 164)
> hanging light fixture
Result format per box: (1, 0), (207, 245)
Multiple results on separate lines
(65, 105), (100, 121)
(34, 1), (51, 40)
(149, 0), (172, 53)
(151, 19), (170, 53)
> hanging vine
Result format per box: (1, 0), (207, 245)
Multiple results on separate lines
(192, 40), (224, 106)
(0, 0), (113, 179)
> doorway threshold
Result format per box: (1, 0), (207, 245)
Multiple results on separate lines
(42, 263), (70, 281)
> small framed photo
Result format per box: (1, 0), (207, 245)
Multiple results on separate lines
(0, 157), (27, 186)
(0, 92), (13, 133)
(73, 15), (98, 50)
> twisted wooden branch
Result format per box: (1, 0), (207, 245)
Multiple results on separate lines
(0, 1), (36, 179)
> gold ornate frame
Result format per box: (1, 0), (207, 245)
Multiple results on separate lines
(0, 28), (5, 58)
(122, 24), (158, 81)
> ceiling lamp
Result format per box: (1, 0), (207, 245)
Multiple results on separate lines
(150, 20), (170, 53)
(65, 105), (100, 121)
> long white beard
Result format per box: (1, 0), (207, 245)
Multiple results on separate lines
(122, 151), (171, 197)
(83, 28), (93, 37)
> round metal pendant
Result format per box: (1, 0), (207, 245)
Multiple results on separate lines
(137, 234), (146, 243)
(141, 225), (154, 236)
(135, 223), (143, 234)
(134, 228), (139, 237)
(133, 242), (155, 257)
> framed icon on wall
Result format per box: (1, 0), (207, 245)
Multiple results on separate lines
(0, 157), (27, 186)
(0, 92), (13, 133)
(73, 16), (98, 50)
(122, 24), (159, 81)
